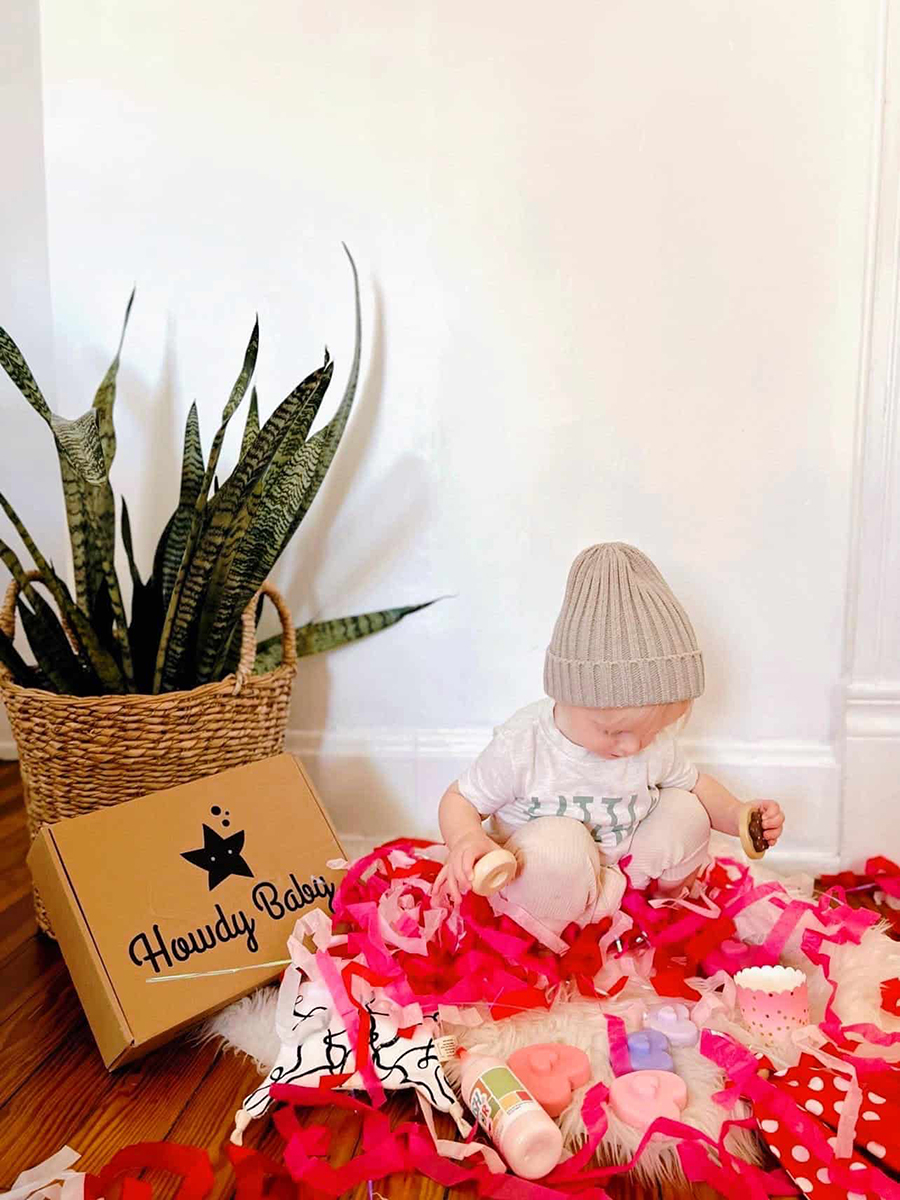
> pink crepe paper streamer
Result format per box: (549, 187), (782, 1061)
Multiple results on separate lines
(488, 894), (570, 955)
(688, 969), (738, 1028)
(313, 949), (386, 1108)
(597, 908), (633, 957)
(273, 1082), (613, 1199)
(604, 1015), (632, 1077)
(802, 924), (900, 1050)
(416, 1094), (507, 1174)
(789, 1027), (863, 1158)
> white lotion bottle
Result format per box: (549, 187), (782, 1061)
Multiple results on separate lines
(457, 1048), (564, 1180)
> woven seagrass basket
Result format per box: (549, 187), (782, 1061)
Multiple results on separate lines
(0, 572), (297, 935)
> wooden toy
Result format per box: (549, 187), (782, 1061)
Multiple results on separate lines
(739, 805), (767, 859)
(472, 848), (518, 896)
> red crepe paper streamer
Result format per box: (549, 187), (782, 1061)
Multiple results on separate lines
(881, 977), (900, 1015)
(83, 1143), (214, 1200)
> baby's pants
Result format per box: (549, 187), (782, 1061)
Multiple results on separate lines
(495, 788), (711, 933)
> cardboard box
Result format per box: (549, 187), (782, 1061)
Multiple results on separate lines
(27, 753), (345, 1068)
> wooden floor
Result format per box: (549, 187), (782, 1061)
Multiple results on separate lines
(0, 761), (722, 1199)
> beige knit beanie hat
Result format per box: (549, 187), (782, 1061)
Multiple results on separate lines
(543, 543), (704, 708)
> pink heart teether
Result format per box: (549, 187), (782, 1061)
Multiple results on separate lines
(609, 1069), (688, 1130)
(507, 1043), (592, 1118)
(644, 1002), (698, 1047)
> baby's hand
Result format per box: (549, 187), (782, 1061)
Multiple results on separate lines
(435, 830), (504, 905)
(751, 799), (784, 847)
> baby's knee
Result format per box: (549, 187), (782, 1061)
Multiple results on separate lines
(660, 787), (710, 845)
(627, 788), (710, 889)
(501, 817), (603, 933)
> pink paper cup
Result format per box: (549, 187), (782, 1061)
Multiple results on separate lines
(734, 965), (809, 1046)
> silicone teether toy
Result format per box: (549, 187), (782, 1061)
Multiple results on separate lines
(739, 805), (767, 860)
(472, 848), (518, 896)
(609, 1069), (688, 1130)
(507, 1043), (592, 1117)
(626, 1030), (674, 1073)
(644, 1003), (699, 1047)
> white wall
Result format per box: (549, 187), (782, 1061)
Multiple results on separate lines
(0, 0), (60, 747)
(9, 0), (883, 864)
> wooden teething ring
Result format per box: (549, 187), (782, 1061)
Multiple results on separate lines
(472, 848), (518, 896)
(739, 805), (767, 860)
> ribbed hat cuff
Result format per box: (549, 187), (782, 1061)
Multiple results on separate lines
(543, 649), (705, 708)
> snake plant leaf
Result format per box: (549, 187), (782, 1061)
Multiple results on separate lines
(48, 411), (106, 485)
(92, 288), (135, 471)
(0, 627), (38, 690)
(58, 457), (103, 613)
(0, 327), (52, 421)
(254, 601), (437, 674)
(197, 252), (361, 683)
(153, 321), (258, 691)
(122, 499), (165, 693)
(153, 401), (205, 608)
(0, 538), (101, 693)
(0, 499), (126, 692)
(1, 322), (115, 619)
(240, 386), (260, 459)
(0, 328), (105, 482)
(17, 598), (92, 695)
(120, 497), (142, 588)
(191, 357), (334, 682)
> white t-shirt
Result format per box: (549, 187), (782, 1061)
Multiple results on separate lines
(457, 699), (698, 859)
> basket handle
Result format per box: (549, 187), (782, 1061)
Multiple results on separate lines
(234, 580), (296, 693)
(0, 571), (80, 681)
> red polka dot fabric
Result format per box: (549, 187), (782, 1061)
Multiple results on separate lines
(753, 1053), (900, 1197)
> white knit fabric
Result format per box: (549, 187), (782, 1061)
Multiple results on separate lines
(544, 543), (704, 707)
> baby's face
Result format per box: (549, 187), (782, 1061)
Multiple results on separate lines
(553, 701), (689, 759)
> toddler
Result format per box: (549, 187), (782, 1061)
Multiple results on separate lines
(437, 543), (784, 934)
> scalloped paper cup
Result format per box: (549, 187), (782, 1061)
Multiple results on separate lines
(734, 965), (809, 1046)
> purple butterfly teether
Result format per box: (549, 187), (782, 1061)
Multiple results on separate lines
(626, 1030), (674, 1073)
(644, 1002), (699, 1047)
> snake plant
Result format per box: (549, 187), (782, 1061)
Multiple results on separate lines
(0, 249), (432, 695)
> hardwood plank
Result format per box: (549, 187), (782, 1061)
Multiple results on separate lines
(141, 1045), (274, 1200)
(0, 1015), (117, 1182)
(0, 967), (87, 1109)
(61, 1036), (226, 1177)
(0, 933), (62, 1023)
(0, 887), (38, 963)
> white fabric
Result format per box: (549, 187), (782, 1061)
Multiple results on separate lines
(457, 699), (698, 859)
(0, 1148), (84, 1200)
(240, 943), (460, 1122)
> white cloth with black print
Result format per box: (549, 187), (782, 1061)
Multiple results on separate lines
(241, 968), (458, 1119)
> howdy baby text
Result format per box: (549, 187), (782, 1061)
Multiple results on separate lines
(127, 873), (336, 975)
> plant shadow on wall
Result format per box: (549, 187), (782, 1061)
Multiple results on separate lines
(284, 281), (431, 732)
(0, 246), (435, 697)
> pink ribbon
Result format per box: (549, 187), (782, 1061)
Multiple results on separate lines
(604, 1015), (632, 1077)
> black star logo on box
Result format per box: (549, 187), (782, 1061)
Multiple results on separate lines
(181, 825), (254, 890)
